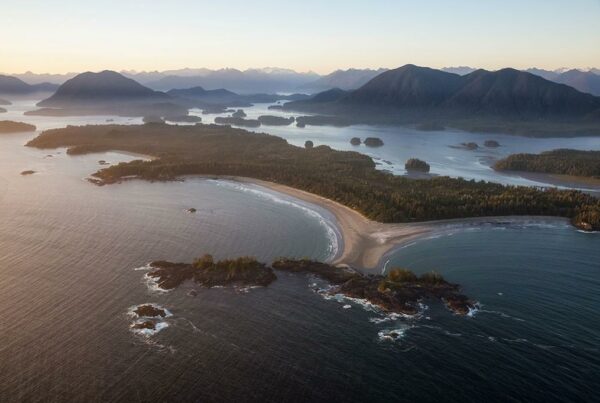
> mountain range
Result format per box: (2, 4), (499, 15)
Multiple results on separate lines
(7, 66), (599, 96)
(442, 66), (600, 96)
(0, 75), (59, 95)
(284, 65), (600, 135)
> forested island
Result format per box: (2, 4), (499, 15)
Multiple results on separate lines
(148, 255), (276, 289)
(405, 158), (430, 173)
(0, 121), (36, 133)
(26, 123), (600, 231)
(494, 149), (600, 178)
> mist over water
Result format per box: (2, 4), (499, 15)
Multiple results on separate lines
(0, 100), (599, 401)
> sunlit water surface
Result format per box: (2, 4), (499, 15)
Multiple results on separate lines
(0, 101), (599, 402)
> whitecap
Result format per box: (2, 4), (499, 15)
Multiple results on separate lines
(130, 320), (169, 337)
(143, 273), (171, 294)
(378, 326), (411, 342)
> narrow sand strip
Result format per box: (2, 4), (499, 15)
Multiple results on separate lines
(225, 176), (569, 271)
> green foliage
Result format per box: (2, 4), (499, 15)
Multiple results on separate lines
(405, 158), (430, 172)
(387, 268), (418, 283)
(419, 271), (445, 285)
(495, 149), (600, 178)
(27, 124), (600, 230)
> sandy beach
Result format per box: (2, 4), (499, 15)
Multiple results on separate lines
(226, 177), (570, 271)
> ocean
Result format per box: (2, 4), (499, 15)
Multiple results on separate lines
(0, 100), (599, 402)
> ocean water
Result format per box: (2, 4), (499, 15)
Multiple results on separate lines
(200, 102), (600, 191)
(0, 101), (599, 402)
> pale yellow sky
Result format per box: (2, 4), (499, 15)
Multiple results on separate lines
(1, 0), (599, 75)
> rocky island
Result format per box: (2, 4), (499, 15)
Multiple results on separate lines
(350, 137), (361, 146)
(405, 158), (430, 173)
(274, 258), (476, 315)
(147, 254), (276, 290)
(364, 137), (384, 147)
(484, 140), (500, 148)
(0, 121), (37, 133)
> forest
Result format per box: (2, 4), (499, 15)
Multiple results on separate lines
(27, 123), (600, 231)
(495, 149), (600, 178)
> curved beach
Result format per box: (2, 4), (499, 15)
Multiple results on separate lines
(226, 176), (571, 270)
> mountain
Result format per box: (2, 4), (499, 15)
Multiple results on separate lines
(343, 65), (465, 108)
(552, 69), (600, 96)
(284, 65), (600, 134)
(0, 75), (59, 95)
(37, 70), (169, 108)
(442, 68), (600, 117)
(31, 71), (186, 117)
(441, 66), (477, 76)
(299, 68), (387, 93)
(146, 68), (319, 93)
(524, 68), (559, 81)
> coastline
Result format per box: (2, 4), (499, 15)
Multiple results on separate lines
(212, 176), (571, 271)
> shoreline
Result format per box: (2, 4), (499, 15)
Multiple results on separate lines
(210, 176), (571, 271)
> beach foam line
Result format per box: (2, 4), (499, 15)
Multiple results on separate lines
(208, 179), (341, 262)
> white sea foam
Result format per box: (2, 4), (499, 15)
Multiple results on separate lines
(377, 326), (411, 342)
(130, 320), (169, 337)
(208, 180), (340, 261)
(143, 273), (170, 294)
(134, 263), (154, 271)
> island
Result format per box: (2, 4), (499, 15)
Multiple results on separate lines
(214, 116), (261, 128)
(405, 158), (430, 173)
(25, 123), (600, 240)
(484, 140), (500, 148)
(350, 137), (361, 146)
(147, 254), (277, 290)
(273, 259), (475, 315)
(494, 149), (600, 178)
(303, 259), (473, 315)
(257, 115), (295, 126)
(0, 121), (37, 133)
(364, 137), (384, 147)
(143, 256), (475, 316)
(232, 109), (246, 118)
(0, 99), (11, 106)
(0, 107), (6, 113)
(133, 304), (167, 318)
(20, 170), (36, 176)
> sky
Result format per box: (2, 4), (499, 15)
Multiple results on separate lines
(1, 0), (599, 74)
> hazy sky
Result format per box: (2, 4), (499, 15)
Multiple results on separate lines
(1, 0), (599, 74)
